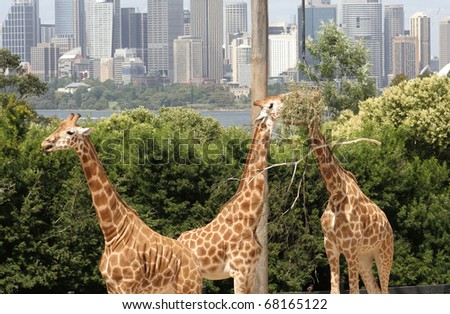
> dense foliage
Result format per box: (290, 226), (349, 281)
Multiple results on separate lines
(28, 78), (259, 111)
(298, 22), (377, 114)
(0, 47), (448, 293)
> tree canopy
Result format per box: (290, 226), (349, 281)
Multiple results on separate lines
(298, 22), (377, 114)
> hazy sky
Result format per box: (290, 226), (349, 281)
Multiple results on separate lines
(1, 0), (449, 56)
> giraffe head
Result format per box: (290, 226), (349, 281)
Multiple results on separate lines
(253, 94), (286, 126)
(41, 113), (92, 153)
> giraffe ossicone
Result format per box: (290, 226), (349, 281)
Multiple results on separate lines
(41, 113), (203, 294)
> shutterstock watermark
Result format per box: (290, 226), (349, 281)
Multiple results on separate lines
(98, 129), (349, 167)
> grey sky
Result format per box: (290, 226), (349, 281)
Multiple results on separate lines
(1, 0), (449, 56)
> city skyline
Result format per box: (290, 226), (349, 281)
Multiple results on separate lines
(1, 0), (449, 56)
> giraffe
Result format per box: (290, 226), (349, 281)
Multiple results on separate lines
(177, 95), (285, 293)
(41, 114), (202, 294)
(307, 122), (394, 294)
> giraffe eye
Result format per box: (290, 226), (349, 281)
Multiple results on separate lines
(67, 130), (75, 136)
(269, 103), (274, 109)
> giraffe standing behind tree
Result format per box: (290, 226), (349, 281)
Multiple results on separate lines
(308, 122), (394, 293)
(177, 95), (285, 293)
(41, 114), (202, 294)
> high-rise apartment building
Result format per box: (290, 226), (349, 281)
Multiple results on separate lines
(2, 0), (40, 63)
(173, 36), (203, 84)
(269, 26), (298, 77)
(410, 12), (431, 72)
(191, 0), (224, 83)
(341, 0), (383, 88)
(85, 0), (113, 58)
(230, 34), (251, 85)
(392, 35), (419, 79)
(31, 43), (60, 82)
(85, 0), (120, 59)
(297, 0), (336, 64)
(384, 5), (404, 78)
(439, 16), (450, 70)
(147, 0), (183, 82)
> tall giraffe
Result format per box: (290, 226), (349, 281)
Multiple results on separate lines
(307, 122), (394, 293)
(177, 95), (285, 293)
(41, 114), (202, 294)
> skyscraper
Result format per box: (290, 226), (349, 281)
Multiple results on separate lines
(2, 0), (40, 63)
(31, 43), (60, 82)
(341, 0), (383, 88)
(297, 0), (336, 64)
(224, 2), (248, 62)
(122, 8), (147, 68)
(147, 0), (183, 82)
(225, 2), (247, 35)
(410, 12), (431, 72)
(85, 0), (114, 58)
(393, 35), (419, 79)
(191, 0), (224, 83)
(269, 26), (298, 77)
(85, 0), (120, 59)
(384, 5), (404, 78)
(439, 16), (450, 70)
(55, 0), (86, 56)
(173, 36), (203, 84)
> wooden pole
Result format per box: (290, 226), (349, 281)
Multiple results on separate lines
(251, 0), (268, 294)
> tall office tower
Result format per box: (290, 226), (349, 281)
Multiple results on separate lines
(31, 43), (60, 82)
(121, 8), (136, 49)
(392, 35), (419, 79)
(191, 0), (224, 83)
(225, 2), (247, 35)
(173, 36), (203, 83)
(112, 0), (121, 54)
(230, 34), (251, 85)
(410, 12), (431, 72)
(384, 5), (404, 78)
(224, 2), (247, 62)
(439, 16), (450, 70)
(85, 0), (113, 58)
(183, 10), (191, 36)
(269, 26), (298, 77)
(122, 8), (148, 68)
(0, 24), (3, 49)
(85, 0), (120, 59)
(55, 0), (86, 55)
(147, 0), (183, 82)
(41, 24), (56, 43)
(297, 0), (336, 64)
(2, 0), (40, 63)
(341, 0), (382, 88)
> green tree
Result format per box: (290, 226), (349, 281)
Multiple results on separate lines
(298, 22), (376, 114)
(0, 49), (48, 98)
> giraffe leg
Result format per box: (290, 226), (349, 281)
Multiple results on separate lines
(375, 237), (394, 294)
(358, 253), (381, 294)
(231, 267), (255, 294)
(344, 251), (360, 294)
(324, 238), (340, 294)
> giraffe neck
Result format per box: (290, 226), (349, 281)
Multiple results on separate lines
(308, 124), (347, 195)
(236, 120), (272, 197)
(75, 136), (133, 244)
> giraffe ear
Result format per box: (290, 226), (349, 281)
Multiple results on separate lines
(254, 108), (268, 124)
(79, 127), (92, 135)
